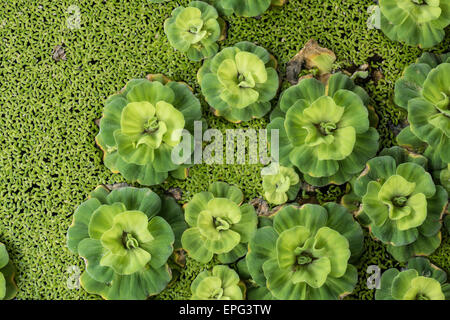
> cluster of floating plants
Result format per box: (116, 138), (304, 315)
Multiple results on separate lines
(2, 0), (449, 301)
(69, 0), (449, 301)
(376, 257), (450, 300)
(376, 0), (450, 48)
(395, 52), (450, 193)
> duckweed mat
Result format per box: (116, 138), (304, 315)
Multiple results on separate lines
(0, 0), (449, 299)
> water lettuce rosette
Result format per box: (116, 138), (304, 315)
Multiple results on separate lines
(349, 147), (448, 262)
(181, 182), (258, 264)
(66, 185), (186, 300)
(376, 257), (450, 300)
(246, 203), (364, 300)
(268, 73), (379, 187)
(198, 42), (279, 122)
(164, 1), (225, 61)
(96, 74), (202, 186)
(395, 52), (450, 192)
(378, 0), (450, 48)
(190, 265), (244, 300)
(262, 163), (301, 205)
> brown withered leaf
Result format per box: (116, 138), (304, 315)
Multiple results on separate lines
(250, 197), (270, 216)
(268, 205), (284, 217)
(286, 39), (336, 85)
(167, 187), (183, 201)
(372, 70), (384, 85)
(52, 45), (66, 62)
(173, 248), (187, 267)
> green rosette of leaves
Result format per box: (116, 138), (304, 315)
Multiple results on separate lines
(376, 257), (450, 300)
(96, 74), (202, 186)
(207, 0), (285, 17)
(66, 185), (187, 300)
(190, 265), (244, 300)
(0, 243), (18, 300)
(246, 203), (364, 300)
(181, 182), (258, 264)
(198, 42), (279, 122)
(268, 73), (379, 187)
(164, 2), (224, 61)
(395, 52), (450, 192)
(378, 0), (450, 48)
(262, 163), (301, 205)
(350, 147), (448, 262)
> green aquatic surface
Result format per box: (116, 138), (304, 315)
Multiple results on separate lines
(0, 0), (448, 299)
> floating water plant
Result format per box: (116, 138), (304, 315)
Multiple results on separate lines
(164, 1), (226, 61)
(345, 147), (448, 262)
(181, 182), (258, 264)
(376, 257), (450, 300)
(198, 42), (279, 122)
(262, 163), (301, 205)
(395, 52), (450, 192)
(96, 74), (202, 186)
(66, 185), (186, 300)
(246, 203), (364, 300)
(377, 0), (450, 48)
(268, 73), (379, 187)
(190, 265), (244, 300)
